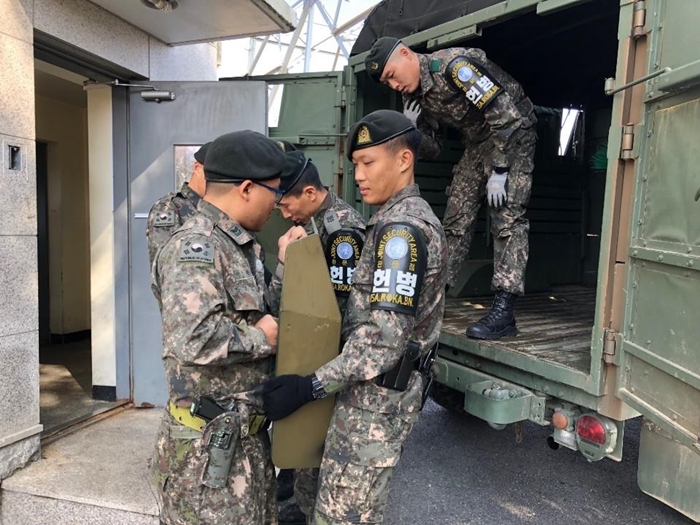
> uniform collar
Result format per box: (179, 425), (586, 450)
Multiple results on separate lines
(416, 54), (435, 96)
(180, 183), (202, 208)
(197, 199), (254, 246)
(309, 190), (333, 232)
(368, 184), (421, 226)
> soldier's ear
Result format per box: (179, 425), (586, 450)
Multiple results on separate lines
(303, 185), (316, 200)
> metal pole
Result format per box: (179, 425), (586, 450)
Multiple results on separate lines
(304, 1), (315, 72)
(316, 1), (349, 59)
(270, 4), (310, 108)
(248, 35), (269, 75)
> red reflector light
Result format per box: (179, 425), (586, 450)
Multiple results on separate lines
(576, 415), (606, 444)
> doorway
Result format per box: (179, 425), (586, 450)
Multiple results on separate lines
(34, 60), (118, 434)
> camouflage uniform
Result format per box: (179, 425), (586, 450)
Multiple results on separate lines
(274, 191), (367, 524)
(151, 199), (277, 525)
(146, 183), (202, 268)
(312, 184), (447, 524)
(406, 48), (537, 294)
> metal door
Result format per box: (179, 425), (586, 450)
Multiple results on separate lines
(129, 81), (267, 405)
(615, 0), (700, 520)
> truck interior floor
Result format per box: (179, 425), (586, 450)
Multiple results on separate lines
(442, 286), (595, 374)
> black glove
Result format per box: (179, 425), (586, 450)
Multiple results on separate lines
(262, 374), (314, 421)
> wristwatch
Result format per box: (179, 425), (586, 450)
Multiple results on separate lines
(310, 374), (328, 399)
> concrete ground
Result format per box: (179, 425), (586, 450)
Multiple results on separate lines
(39, 340), (118, 434)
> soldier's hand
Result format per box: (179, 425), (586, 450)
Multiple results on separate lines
(256, 315), (278, 348)
(277, 226), (307, 263)
(487, 171), (508, 208)
(262, 374), (314, 421)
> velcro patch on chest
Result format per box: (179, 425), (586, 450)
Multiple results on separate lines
(179, 239), (214, 264)
(154, 209), (176, 227)
(445, 56), (503, 110)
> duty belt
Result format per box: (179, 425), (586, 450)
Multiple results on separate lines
(168, 401), (268, 435)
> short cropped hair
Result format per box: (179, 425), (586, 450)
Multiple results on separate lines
(384, 128), (422, 160)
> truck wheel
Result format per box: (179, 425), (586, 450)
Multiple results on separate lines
(429, 383), (467, 414)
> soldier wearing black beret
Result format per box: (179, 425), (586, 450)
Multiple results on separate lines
(366, 35), (537, 341)
(146, 141), (211, 267)
(262, 110), (448, 524)
(150, 130), (285, 525)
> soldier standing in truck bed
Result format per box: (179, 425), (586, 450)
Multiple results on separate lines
(365, 36), (537, 341)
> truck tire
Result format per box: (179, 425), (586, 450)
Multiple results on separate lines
(429, 383), (467, 414)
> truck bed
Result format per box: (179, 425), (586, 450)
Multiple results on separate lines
(441, 286), (596, 374)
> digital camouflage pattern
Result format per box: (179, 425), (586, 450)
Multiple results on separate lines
(404, 48), (537, 293)
(275, 191), (367, 523)
(312, 184), (447, 524)
(270, 191), (366, 316)
(146, 183), (202, 268)
(150, 199), (277, 525)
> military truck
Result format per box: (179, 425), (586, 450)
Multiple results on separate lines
(226, 0), (700, 520)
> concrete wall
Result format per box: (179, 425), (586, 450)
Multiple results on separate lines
(0, 0), (217, 479)
(0, 0), (42, 479)
(35, 95), (91, 336)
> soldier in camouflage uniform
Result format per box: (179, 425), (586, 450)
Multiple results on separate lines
(365, 37), (538, 340)
(150, 131), (287, 525)
(262, 110), (448, 525)
(273, 151), (367, 524)
(146, 142), (210, 267)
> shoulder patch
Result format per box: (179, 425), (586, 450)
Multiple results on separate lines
(325, 229), (364, 297)
(370, 222), (427, 316)
(179, 238), (215, 264)
(323, 209), (343, 234)
(154, 209), (176, 227)
(445, 56), (503, 110)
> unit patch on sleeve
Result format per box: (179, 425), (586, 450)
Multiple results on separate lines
(179, 238), (214, 264)
(154, 209), (176, 227)
(445, 56), (503, 110)
(370, 222), (427, 316)
(325, 229), (363, 297)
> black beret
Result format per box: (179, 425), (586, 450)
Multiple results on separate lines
(280, 151), (310, 193)
(276, 140), (298, 153)
(193, 141), (211, 164)
(346, 110), (416, 160)
(365, 37), (402, 82)
(204, 131), (286, 183)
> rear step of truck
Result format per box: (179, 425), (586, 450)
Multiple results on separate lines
(441, 286), (595, 374)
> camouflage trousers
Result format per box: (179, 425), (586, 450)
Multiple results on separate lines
(443, 129), (536, 295)
(312, 379), (421, 524)
(295, 467), (320, 524)
(151, 410), (277, 525)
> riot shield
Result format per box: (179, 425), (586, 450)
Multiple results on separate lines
(272, 234), (341, 468)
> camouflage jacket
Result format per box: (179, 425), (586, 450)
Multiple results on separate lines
(146, 183), (201, 268)
(405, 48), (536, 170)
(152, 199), (274, 405)
(315, 184), (447, 413)
(270, 191), (366, 315)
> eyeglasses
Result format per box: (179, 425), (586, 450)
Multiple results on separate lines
(253, 181), (286, 204)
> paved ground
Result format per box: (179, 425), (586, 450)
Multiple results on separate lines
(383, 401), (695, 525)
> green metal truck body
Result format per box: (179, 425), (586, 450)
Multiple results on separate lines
(231, 0), (700, 519)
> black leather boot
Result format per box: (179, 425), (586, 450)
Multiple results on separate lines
(278, 499), (307, 525)
(466, 291), (518, 340)
(276, 469), (295, 502)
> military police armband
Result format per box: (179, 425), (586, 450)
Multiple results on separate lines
(370, 222), (427, 316)
(325, 229), (363, 297)
(445, 56), (503, 110)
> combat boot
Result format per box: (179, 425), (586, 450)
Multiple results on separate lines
(466, 291), (517, 340)
(278, 500), (307, 525)
(277, 468), (295, 501)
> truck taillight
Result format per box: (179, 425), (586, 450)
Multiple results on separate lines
(576, 415), (607, 444)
